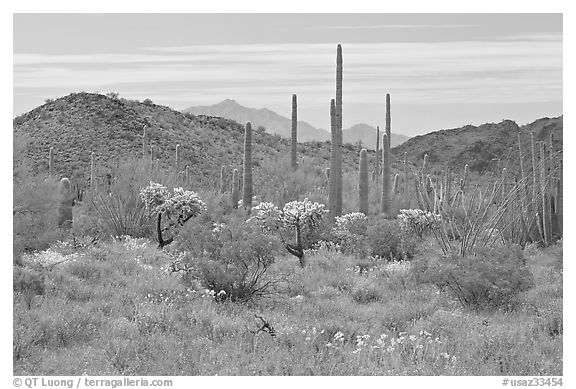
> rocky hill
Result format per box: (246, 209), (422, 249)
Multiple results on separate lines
(14, 92), (562, 189)
(343, 123), (410, 149)
(393, 117), (563, 175)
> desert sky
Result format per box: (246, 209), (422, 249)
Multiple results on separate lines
(13, 13), (562, 136)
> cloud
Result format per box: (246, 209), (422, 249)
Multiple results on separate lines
(14, 39), (562, 110)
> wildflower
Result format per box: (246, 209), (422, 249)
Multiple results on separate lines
(387, 346), (395, 353)
(441, 352), (450, 359)
(216, 290), (226, 297)
(352, 348), (362, 354)
(409, 335), (417, 342)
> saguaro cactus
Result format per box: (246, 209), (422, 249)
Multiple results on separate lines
(175, 144), (181, 170)
(291, 94), (298, 170)
(325, 167), (330, 181)
(142, 126), (147, 158)
(539, 142), (549, 246)
(335, 44), (343, 216)
(375, 126), (380, 180)
(422, 154), (428, 176)
(385, 93), (391, 158)
(90, 152), (95, 199)
(219, 165), (226, 193)
(381, 133), (390, 215)
(403, 152), (408, 194)
(556, 160), (563, 237)
(58, 177), (74, 228)
(392, 173), (399, 196)
(328, 99), (338, 218)
(358, 148), (369, 215)
(242, 122), (253, 208)
(231, 169), (239, 209)
(48, 147), (54, 178)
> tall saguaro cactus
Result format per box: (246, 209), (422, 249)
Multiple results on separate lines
(335, 44), (343, 215)
(231, 169), (239, 209)
(175, 144), (181, 170)
(328, 99), (338, 218)
(58, 177), (74, 228)
(242, 122), (253, 209)
(142, 126), (147, 158)
(219, 165), (226, 193)
(90, 152), (95, 199)
(48, 147), (54, 178)
(556, 160), (563, 237)
(358, 148), (369, 215)
(381, 133), (390, 215)
(375, 126), (380, 181)
(291, 94), (298, 170)
(385, 93), (391, 156)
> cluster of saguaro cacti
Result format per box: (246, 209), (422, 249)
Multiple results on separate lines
(242, 122), (253, 209)
(358, 148), (369, 214)
(291, 94), (298, 170)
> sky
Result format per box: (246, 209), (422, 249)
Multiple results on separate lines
(13, 13), (563, 136)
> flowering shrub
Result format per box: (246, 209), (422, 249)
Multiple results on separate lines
(332, 212), (369, 257)
(411, 245), (534, 312)
(139, 181), (206, 248)
(367, 217), (416, 261)
(397, 209), (441, 239)
(249, 198), (328, 267)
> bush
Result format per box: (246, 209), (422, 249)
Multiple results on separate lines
(173, 219), (283, 302)
(331, 212), (369, 257)
(367, 217), (416, 260)
(412, 245), (535, 312)
(13, 175), (69, 255)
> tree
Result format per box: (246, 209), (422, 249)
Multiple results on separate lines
(139, 181), (206, 248)
(249, 199), (327, 268)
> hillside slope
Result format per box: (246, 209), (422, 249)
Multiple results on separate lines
(392, 117), (563, 174)
(343, 123), (410, 149)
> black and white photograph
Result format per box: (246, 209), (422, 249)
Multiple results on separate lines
(9, 6), (568, 385)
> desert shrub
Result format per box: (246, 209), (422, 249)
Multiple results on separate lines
(412, 245), (535, 312)
(13, 267), (46, 309)
(397, 209), (440, 239)
(13, 175), (69, 255)
(367, 217), (416, 260)
(351, 278), (384, 304)
(176, 220), (282, 302)
(331, 212), (369, 257)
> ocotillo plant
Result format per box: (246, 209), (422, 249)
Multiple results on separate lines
(335, 44), (343, 215)
(48, 147), (54, 178)
(58, 177), (74, 228)
(231, 169), (239, 209)
(328, 99), (338, 218)
(243, 122), (253, 209)
(381, 133), (390, 215)
(358, 148), (369, 215)
(175, 144), (181, 170)
(375, 126), (380, 181)
(291, 94), (298, 170)
(220, 165), (227, 193)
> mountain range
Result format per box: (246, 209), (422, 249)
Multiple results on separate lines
(182, 99), (410, 148)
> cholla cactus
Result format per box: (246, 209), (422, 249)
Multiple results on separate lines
(57, 177), (74, 228)
(333, 212), (367, 236)
(358, 148), (369, 215)
(397, 209), (441, 239)
(250, 198), (327, 268)
(140, 181), (206, 248)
